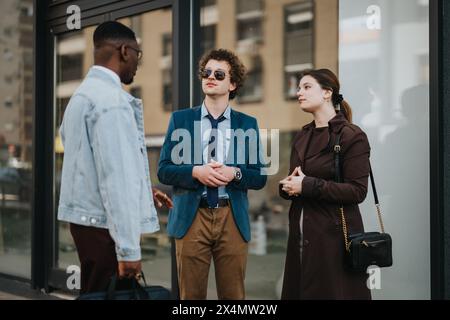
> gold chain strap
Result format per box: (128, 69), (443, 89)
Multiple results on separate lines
(340, 206), (350, 252)
(376, 204), (385, 233)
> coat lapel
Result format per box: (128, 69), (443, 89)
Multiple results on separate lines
(226, 109), (239, 165)
(294, 112), (348, 166)
(294, 121), (313, 167)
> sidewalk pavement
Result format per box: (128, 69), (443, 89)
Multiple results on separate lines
(0, 277), (69, 300)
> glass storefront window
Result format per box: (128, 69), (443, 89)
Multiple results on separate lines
(54, 26), (96, 270)
(0, 0), (33, 278)
(340, 0), (430, 299)
(0, 0), (432, 299)
(54, 9), (174, 290)
(198, 0), (429, 299)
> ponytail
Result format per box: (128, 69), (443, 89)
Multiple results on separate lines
(333, 93), (352, 123)
(339, 100), (352, 123)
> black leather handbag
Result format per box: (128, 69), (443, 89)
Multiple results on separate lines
(334, 132), (393, 272)
(77, 272), (172, 300)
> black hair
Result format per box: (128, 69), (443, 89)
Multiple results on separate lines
(93, 21), (136, 46)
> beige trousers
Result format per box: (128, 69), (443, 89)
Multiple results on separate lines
(175, 206), (248, 300)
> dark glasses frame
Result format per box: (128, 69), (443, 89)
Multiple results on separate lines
(125, 45), (143, 60)
(100, 42), (143, 60)
(200, 68), (227, 81)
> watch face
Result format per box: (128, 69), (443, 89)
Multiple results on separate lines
(235, 170), (242, 180)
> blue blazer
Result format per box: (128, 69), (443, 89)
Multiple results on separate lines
(157, 106), (267, 242)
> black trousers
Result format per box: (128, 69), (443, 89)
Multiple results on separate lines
(70, 223), (133, 294)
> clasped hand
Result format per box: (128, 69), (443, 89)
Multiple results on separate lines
(192, 160), (236, 187)
(279, 166), (306, 197)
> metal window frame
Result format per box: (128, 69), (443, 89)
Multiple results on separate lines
(430, 0), (445, 300)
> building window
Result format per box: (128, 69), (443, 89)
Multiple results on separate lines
(162, 69), (172, 111)
(200, 0), (217, 55)
(4, 97), (13, 108)
(19, 29), (33, 47)
(4, 27), (13, 38)
(161, 33), (172, 112)
(57, 54), (83, 83)
(4, 75), (12, 84)
(201, 24), (216, 55)
(162, 33), (172, 57)
(130, 15), (142, 43)
(236, 0), (264, 43)
(238, 55), (263, 103)
(56, 98), (70, 126)
(131, 15), (143, 65)
(24, 76), (32, 93)
(202, 0), (216, 7)
(236, 0), (264, 14)
(284, 1), (314, 100)
(24, 121), (32, 141)
(20, 3), (33, 17)
(24, 98), (32, 117)
(23, 51), (33, 70)
(237, 18), (262, 42)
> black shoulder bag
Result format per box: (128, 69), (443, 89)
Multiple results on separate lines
(334, 132), (393, 272)
(77, 272), (172, 300)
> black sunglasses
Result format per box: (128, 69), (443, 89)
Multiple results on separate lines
(201, 69), (227, 81)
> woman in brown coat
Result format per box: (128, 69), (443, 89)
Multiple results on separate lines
(279, 69), (371, 300)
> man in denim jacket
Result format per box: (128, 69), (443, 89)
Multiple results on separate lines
(58, 21), (172, 294)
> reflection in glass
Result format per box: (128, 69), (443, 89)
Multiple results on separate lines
(339, 0), (430, 299)
(55, 27), (94, 270)
(0, 0), (33, 278)
(54, 9), (174, 291)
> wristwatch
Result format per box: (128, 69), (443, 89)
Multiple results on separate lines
(233, 167), (242, 182)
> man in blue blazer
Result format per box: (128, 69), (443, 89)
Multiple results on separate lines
(158, 49), (267, 299)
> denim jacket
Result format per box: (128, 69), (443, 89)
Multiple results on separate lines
(58, 67), (160, 261)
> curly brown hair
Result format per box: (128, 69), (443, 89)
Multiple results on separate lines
(198, 48), (247, 100)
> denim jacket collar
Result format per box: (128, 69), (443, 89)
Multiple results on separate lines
(88, 66), (122, 89)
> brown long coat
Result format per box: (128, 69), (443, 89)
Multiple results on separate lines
(280, 113), (371, 300)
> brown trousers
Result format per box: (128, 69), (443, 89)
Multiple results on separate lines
(70, 223), (132, 294)
(175, 206), (248, 300)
